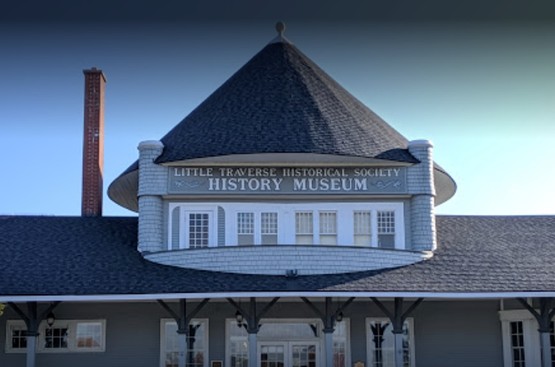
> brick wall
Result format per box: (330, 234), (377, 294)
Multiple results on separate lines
(81, 68), (106, 217)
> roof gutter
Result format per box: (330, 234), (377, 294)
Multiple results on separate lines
(3, 291), (555, 303)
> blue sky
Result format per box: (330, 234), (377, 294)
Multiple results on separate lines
(1, 3), (554, 216)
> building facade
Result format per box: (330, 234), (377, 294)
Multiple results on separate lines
(1, 24), (555, 367)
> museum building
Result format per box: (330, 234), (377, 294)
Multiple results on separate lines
(1, 24), (555, 367)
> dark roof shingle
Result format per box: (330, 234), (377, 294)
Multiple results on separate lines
(155, 41), (417, 164)
(1, 215), (554, 298)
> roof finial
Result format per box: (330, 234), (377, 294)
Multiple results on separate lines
(276, 21), (286, 37)
(269, 21), (291, 45)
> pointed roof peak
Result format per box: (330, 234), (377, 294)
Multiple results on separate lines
(268, 21), (292, 45)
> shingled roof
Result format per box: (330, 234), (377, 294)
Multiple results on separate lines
(1, 215), (554, 299)
(155, 41), (416, 164)
(108, 35), (456, 211)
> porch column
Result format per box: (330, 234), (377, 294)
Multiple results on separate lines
(540, 331), (551, 367)
(517, 297), (555, 367)
(245, 298), (262, 367)
(323, 326), (334, 367)
(371, 297), (423, 367)
(248, 332), (258, 367)
(392, 330), (404, 367)
(24, 303), (39, 367)
(176, 300), (189, 367)
(323, 298), (336, 367)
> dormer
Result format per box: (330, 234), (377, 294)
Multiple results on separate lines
(107, 24), (456, 275)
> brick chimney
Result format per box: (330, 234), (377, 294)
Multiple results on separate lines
(82, 67), (106, 217)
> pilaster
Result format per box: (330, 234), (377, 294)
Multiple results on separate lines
(407, 140), (436, 251)
(138, 140), (166, 253)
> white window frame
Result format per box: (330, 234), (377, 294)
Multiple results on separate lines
(234, 210), (280, 245)
(5, 319), (106, 353)
(168, 202), (405, 249)
(499, 309), (543, 367)
(366, 317), (415, 367)
(225, 318), (351, 367)
(160, 318), (209, 367)
(168, 204), (218, 250)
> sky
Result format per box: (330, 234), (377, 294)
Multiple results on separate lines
(1, 1), (554, 217)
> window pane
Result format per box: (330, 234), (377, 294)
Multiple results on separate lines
(377, 211), (395, 249)
(237, 212), (254, 245)
(11, 327), (27, 349)
(230, 340), (249, 367)
(509, 321), (526, 367)
(333, 321), (347, 367)
(258, 322), (319, 339)
(189, 213), (209, 248)
(262, 212), (278, 244)
(292, 344), (316, 367)
(296, 212), (313, 245)
(76, 322), (102, 348)
(44, 327), (68, 349)
(260, 345), (285, 367)
(261, 213), (278, 234)
(354, 211), (371, 246)
(319, 211), (337, 245)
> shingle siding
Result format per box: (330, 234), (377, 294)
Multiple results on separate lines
(137, 140), (166, 253)
(145, 246), (431, 275)
(408, 140), (436, 251)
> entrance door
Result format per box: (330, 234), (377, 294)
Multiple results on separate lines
(259, 342), (318, 367)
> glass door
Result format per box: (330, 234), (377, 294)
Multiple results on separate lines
(259, 342), (286, 367)
(258, 342), (318, 367)
(290, 342), (317, 367)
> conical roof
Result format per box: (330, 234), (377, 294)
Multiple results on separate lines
(155, 40), (417, 164)
(109, 31), (456, 211)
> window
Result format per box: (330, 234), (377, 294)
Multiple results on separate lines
(333, 320), (350, 367)
(226, 319), (350, 367)
(7, 322), (27, 351)
(188, 213), (210, 248)
(5, 320), (106, 353)
(354, 211), (371, 246)
(161, 319), (208, 367)
(377, 211), (395, 249)
(509, 321), (526, 367)
(168, 203), (404, 249)
(296, 212), (314, 244)
(366, 318), (414, 367)
(237, 212), (255, 245)
(295, 211), (339, 245)
(319, 211), (337, 245)
(235, 212), (279, 246)
(499, 309), (555, 367)
(44, 325), (68, 349)
(75, 322), (103, 349)
(261, 212), (278, 245)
